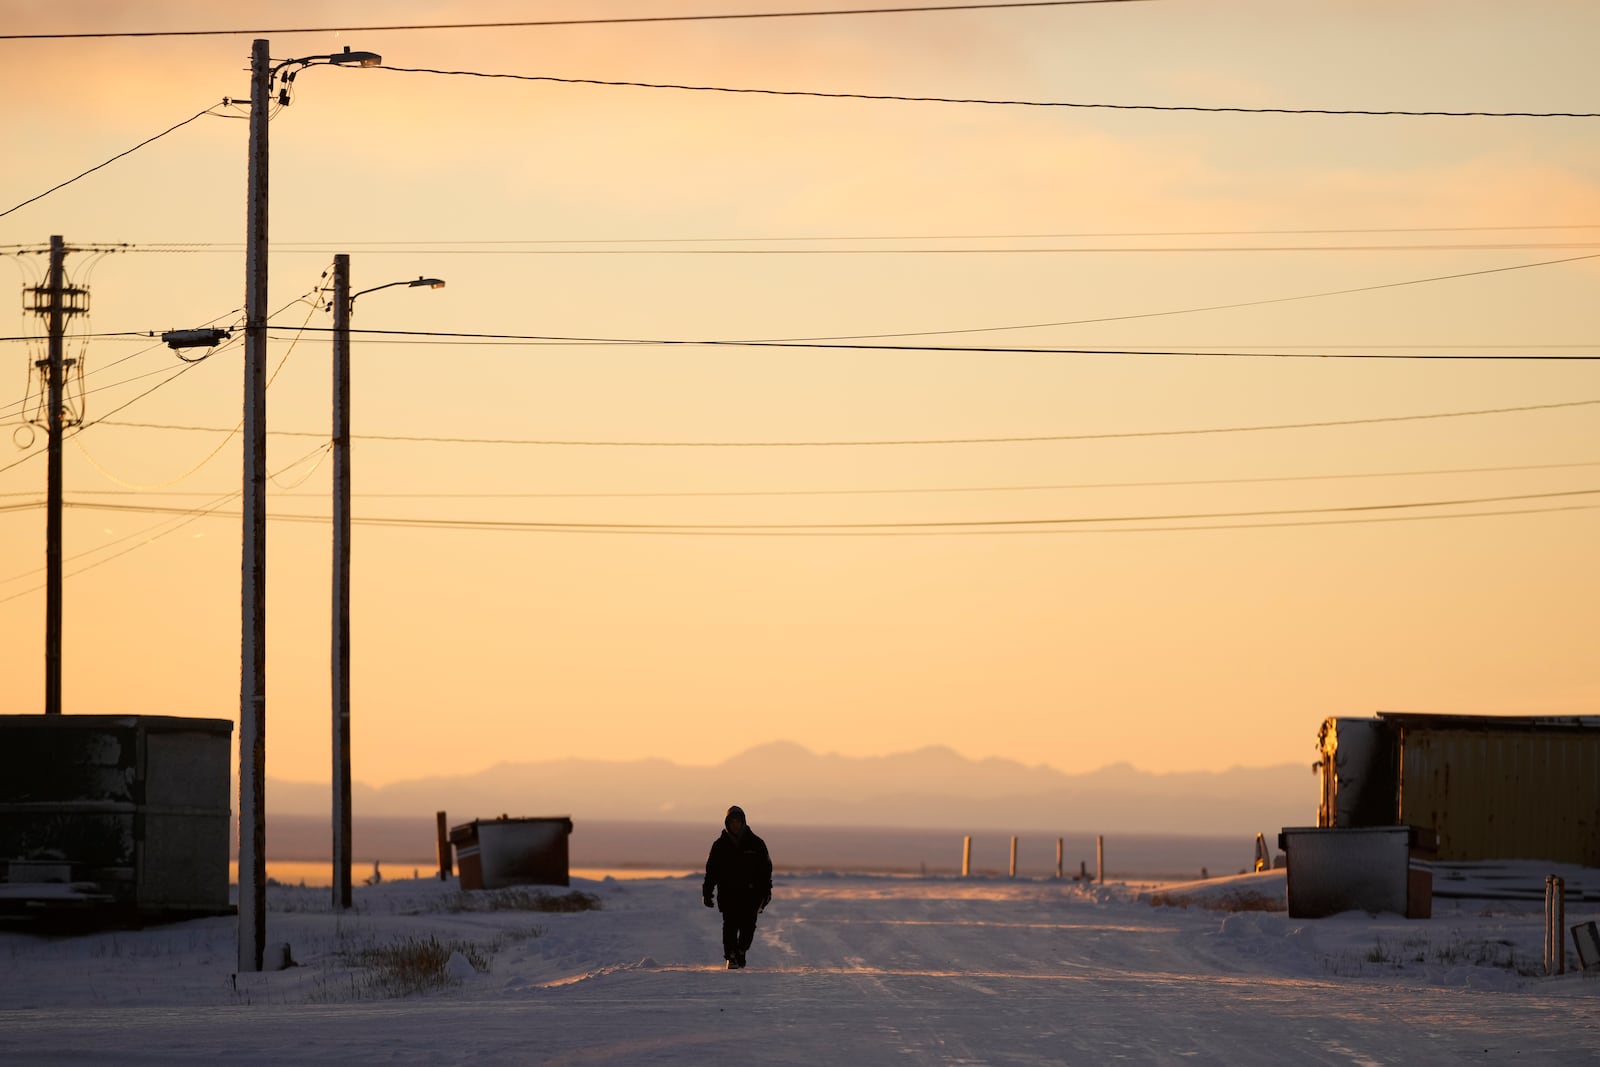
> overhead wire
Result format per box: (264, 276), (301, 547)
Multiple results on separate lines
(10, 458), (1596, 502)
(0, 440), (333, 603)
(266, 326), (1600, 363)
(0, 104), (231, 221)
(122, 222), (1600, 248)
(52, 486), (1600, 535)
(68, 275), (331, 490)
(759, 251), (1600, 342)
(0, 3), (1161, 41)
(53, 241), (1600, 255)
(0, 283), (323, 478)
(89, 396), (1600, 448)
(4, 249), (1594, 355)
(378, 65), (1600, 119)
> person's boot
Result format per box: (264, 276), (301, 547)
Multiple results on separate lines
(734, 951), (746, 969)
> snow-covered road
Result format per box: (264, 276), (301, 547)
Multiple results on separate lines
(1, 874), (1596, 1064)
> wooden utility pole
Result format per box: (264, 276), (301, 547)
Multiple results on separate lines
(240, 37), (271, 973)
(43, 236), (65, 716)
(332, 254), (352, 910)
(27, 235), (85, 716)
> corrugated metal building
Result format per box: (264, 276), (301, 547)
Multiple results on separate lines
(1317, 712), (1600, 865)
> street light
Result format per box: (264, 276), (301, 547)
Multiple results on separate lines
(331, 257), (445, 910)
(240, 38), (380, 973)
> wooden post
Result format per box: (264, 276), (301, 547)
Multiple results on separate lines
(1009, 836), (1018, 879)
(436, 811), (453, 880)
(1096, 835), (1105, 884)
(961, 835), (972, 878)
(332, 254), (352, 912)
(1545, 876), (1554, 975)
(1056, 838), (1064, 879)
(1546, 875), (1566, 975)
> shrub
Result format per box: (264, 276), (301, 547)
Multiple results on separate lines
(353, 935), (489, 998)
(429, 888), (603, 914)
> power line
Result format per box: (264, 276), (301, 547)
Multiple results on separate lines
(756, 251), (1600, 343)
(0, 104), (227, 221)
(92, 222), (1600, 248)
(11, 458), (1596, 501)
(91, 397), (1600, 448)
(243, 249), (1600, 348)
(47, 241), (1600, 255)
(33, 223), (1597, 256)
(0, 2), (1153, 40)
(56, 486), (1600, 531)
(4, 250), (1593, 354)
(0, 442), (330, 603)
(267, 327), (1600, 362)
(380, 65), (1600, 119)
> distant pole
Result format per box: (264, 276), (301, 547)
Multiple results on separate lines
(961, 835), (972, 878)
(1096, 835), (1105, 884)
(41, 235), (66, 716)
(1056, 838), (1063, 880)
(436, 812), (452, 880)
(332, 254), (353, 910)
(1009, 836), (1018, 879)
(239, 36), (271, 974)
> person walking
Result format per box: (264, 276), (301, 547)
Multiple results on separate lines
(702, 805), (772, 969)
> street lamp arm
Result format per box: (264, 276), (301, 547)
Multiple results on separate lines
(272, 47), (383, 106)
(272, 46), (382, 77)
(348, 276), (446, 311)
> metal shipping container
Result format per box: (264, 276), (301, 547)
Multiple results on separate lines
(1316, 716), (1398, 829)
(0, 714), (234, 916)
(1396, 719), (1600, 866)
(1316, 713), (1600, 866)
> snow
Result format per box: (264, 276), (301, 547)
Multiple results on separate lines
(1, 869), (1597, 1064)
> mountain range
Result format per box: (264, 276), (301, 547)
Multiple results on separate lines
(268, 742), (1315, 836)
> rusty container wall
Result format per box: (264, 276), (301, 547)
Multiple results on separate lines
(0, 715), (233, 914)
(447, 822), (485, 890)
(1398, 725), (1600, 865)
(450, 817), (574, 890)
(1317, 718), (1400, 828)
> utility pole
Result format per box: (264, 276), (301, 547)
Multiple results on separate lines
(26, 235), (86, 716)
(328, 262), (443, 910)
(43, 236), (66, 716)
(240, 36), (270, 974)
(332, 253), (352, 910)
(234, 36), (381, 968)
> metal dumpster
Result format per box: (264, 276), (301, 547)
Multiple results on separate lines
(0, 715), (234, 916)
(449, 815), (573, 890)
(1279, 825), (1435, 919)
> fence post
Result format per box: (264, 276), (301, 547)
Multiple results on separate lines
(436, 811), (453, 880)
(1546, 875), (1567, 975)
(962, 835), (972, 878)
(1097, 835), (1105, 884)
(1009, 836), (1018, 879)
(1056, 838), (1064, 880)
(1546, 876), (1554, 975)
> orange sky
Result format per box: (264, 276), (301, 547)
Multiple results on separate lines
(1, 0), (1596, 787)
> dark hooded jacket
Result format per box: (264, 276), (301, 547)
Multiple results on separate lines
(703, 825), (772, 911)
